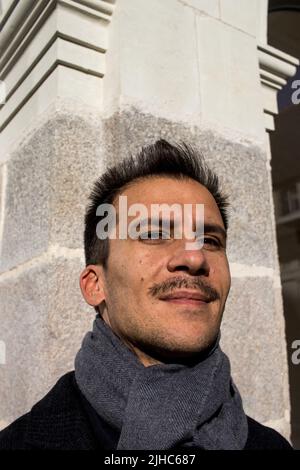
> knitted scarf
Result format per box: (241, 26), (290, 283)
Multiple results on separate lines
(74, 314), (248, 450)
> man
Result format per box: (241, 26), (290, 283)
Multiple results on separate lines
(0, 140), (292, 450)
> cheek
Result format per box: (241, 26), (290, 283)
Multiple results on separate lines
(210, 256), (231, 290)
(135, 249), (166, 276)
(106, 257), (149, 295)
(108, 242), (167, 291)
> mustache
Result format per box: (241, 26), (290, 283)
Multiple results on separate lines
(148, 276), (220, 302)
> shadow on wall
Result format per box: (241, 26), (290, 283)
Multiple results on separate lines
(271, 105), (300, 449)
(269, 0), (300, 449)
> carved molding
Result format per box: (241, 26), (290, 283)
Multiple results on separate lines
(257, 43), (299, 131)
(0, 0), (115, 132)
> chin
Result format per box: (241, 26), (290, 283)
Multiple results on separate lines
(140, 333), (219, 366)
(173, 325), (220, 352)
(169, 324), (218, 346)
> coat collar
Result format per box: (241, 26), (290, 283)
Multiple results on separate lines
(25, 371), (97, 449)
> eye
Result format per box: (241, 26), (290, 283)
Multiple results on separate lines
(202, 237), (221, 249)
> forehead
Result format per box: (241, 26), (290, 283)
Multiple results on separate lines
(116, 176), (224, 225)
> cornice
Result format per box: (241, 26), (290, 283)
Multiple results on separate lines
(257, 43), (299, 130)
(0, 0), (115, 132)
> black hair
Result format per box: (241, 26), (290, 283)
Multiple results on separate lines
(84, 139), (229, 268)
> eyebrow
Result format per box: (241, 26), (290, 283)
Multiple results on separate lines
(203, 223), (227, 241)
(122, 216), (227, 241)
(136, 217), (179, 228)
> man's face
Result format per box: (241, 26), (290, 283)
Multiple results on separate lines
(99, 176), (231, 365)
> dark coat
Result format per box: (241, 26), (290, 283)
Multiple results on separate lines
(0, 371), (293, 450)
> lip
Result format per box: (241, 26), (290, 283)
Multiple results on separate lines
(159, 290), (211, 304)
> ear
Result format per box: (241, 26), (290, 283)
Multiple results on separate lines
(79, 265), (106, 307)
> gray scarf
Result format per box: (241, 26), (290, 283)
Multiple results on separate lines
(74, 314), (248, 450)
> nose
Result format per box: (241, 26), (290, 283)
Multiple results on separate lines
(167, 242), (210, 277)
